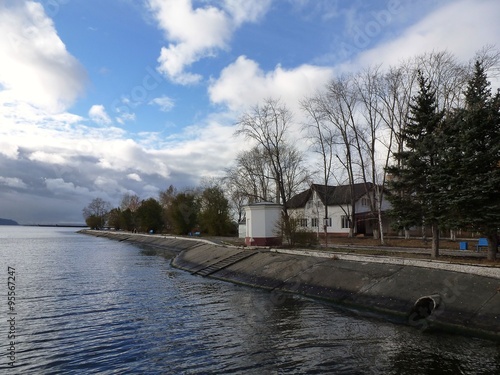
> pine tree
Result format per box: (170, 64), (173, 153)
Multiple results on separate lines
(387, 72), (447, 258)
(447, 61), (500, 261)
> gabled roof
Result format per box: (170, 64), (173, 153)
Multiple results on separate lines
(286, 182), (374, 209)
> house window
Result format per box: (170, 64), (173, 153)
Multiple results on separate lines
(323, 218), (332, 227)
(299, 218), (308, 227)
(312, 218), (318, 227)
(341, 215), (350, 229)
(361, 198), (369, 206)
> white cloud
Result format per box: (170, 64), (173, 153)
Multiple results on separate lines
(116, 112), (136, 125)
(348, 0), (500, 71)
(45, 178), (90, 196)
(148, 0), (271, 84)
(149, 95), (175, 112)
(0, 176), (27, 189)
(127, 173), (142, 182)
(209, 55), (335, 112)
(89, 104), (112, 125)
(0, 143), (18, 159)
(222, 0), (272, 25)
(28, 151), (66, 165)
(0, 1), (87, 112)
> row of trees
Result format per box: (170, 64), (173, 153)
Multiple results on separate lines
(82, 183), (236, 236)
(223, 47), (499, 259)
(84, 48), (499, 260)
(388, 62), (500, 260)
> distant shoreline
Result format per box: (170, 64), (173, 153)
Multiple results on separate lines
(22, 224), (88, 228)
(0, 218), (19, 226)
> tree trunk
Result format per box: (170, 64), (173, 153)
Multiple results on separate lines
(431, 223), (440, 259)
(404, 229), (410, 239)
(378, 210), (385, 245)
(487, 233), (498, 262)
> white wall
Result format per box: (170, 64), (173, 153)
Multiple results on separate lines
(245, 203), (282, 239)
(288, 190), (392, 235)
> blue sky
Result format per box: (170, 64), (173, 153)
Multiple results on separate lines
(1, 0), (499, 224)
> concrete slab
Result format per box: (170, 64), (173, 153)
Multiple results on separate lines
(80, 230), (500, 341)
(215, 252), (320, 290)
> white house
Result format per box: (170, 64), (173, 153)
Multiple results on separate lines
(286, 183), (392, 238)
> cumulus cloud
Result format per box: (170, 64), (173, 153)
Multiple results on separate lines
(347, 0), (500, 71)
(45, 178), (90, 197)
(209, 55), (335, 112)
(149, 95), (175, 112)
(148, 0), (271, 84)
(0, 176), (27, 189)
(0, 1), (87, 112)
(0, 142), (19, 160)
(89, 104), (112, 125)
(127, 173), (142, 182)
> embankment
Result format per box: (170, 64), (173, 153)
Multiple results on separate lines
(80, 230), (500, 341)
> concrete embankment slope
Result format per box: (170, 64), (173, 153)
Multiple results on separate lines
(81, 230), (500, 341)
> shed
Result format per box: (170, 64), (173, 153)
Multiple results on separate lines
(244, 202), (282, 246)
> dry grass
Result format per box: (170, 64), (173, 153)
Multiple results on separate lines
(213, 235), (499, 266)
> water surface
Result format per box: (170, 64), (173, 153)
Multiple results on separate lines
(1, 227), (499, 374)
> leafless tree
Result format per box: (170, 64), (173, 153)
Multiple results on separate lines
(414, 50), (469, 113)
(320, 74), (359, 237)
(235, 98), (309, 242)
(225, 147), (274, 204)
(350, 67), (388, 243)
(82, 197), (112, 229)
(302, 95), (338, 243)
(120, 193), (141, 212)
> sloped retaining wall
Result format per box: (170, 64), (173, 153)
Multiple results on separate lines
(80, 230), (500, 341)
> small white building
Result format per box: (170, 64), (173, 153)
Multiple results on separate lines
(244, 202), (282, 246)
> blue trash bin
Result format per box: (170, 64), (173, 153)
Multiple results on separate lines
(459, 241), (468, 250)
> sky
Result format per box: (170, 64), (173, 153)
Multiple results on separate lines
(0, 0), (499, 225)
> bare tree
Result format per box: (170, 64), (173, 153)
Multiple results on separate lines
(235, 98), (309, 243)
(225, 147), (274, 204)
(82, 197), (112, 229)
(120, 193), (141, 212)
(320, 75), (359, 237)
(350, 67), (389, 243)
(302, 95), (338, 243)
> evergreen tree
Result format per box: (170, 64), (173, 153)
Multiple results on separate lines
(387, 72), (447, 258)
(447, 61), (500, 261)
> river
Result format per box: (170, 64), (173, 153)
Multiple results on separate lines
(0, 227), (499, 374)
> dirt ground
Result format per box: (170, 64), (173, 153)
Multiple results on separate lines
(219, 235), (478, 250)
(321, 236), (467, 250)
(212, 235), (499, 266)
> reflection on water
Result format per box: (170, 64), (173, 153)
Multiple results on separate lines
(0, 227), (498, 374)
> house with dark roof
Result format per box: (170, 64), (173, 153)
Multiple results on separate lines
(286, 183), (392, 237)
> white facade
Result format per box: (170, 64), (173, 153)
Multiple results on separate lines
(288, 185), (392, 237)
(244, 202), (282, 246)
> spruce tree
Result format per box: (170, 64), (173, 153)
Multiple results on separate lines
(447, 61), (500, 261)
(387, 72), (447, 258)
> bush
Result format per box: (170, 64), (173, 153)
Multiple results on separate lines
(292, 229), (319, 247)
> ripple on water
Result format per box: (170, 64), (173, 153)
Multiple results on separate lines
(1, 228), (499, 374)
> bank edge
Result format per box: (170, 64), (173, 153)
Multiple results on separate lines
(80, 230), (500, 342)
